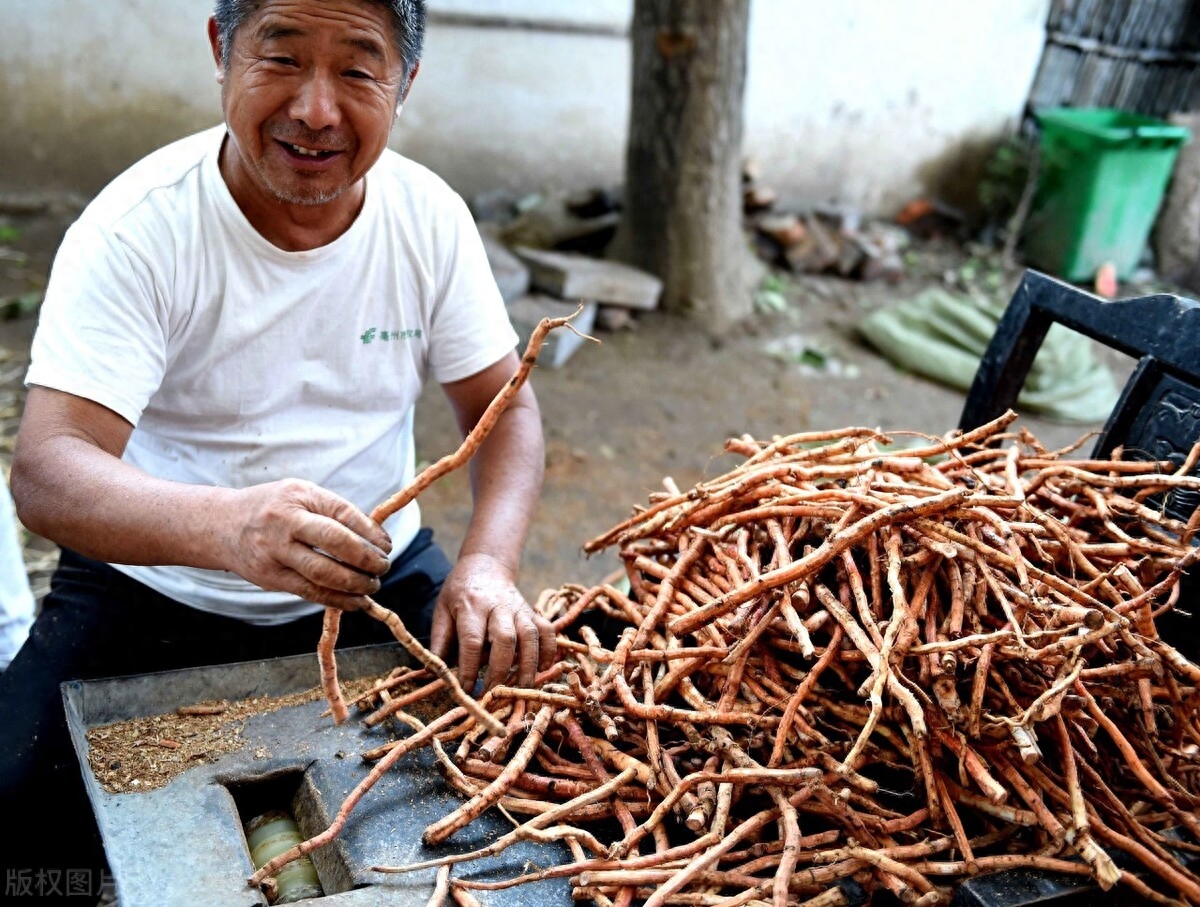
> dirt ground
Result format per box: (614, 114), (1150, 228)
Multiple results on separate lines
(0, 199), (1130, 606)
(407, 245), (1137, 603)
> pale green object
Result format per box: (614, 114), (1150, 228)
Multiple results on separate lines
(858, 288), (1119, 423)
(245, 811), (323, 904)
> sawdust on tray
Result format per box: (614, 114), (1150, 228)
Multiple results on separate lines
(85, 673), (415, 794)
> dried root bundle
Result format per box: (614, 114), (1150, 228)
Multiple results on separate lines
(256, 412), (1200, 907)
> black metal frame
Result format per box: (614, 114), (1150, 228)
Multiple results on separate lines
(961, 269), (1200, 521)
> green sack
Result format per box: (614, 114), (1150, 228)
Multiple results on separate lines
(858, 288), (1119, 423)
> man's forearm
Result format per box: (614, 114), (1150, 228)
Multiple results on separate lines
(458, 394), (545, 575)
(430, 386), (551, 689)
(12, 433), (241, 569)
(14, 432), (392, 609)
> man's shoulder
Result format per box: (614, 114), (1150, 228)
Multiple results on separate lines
(78, 126), (223, 230)
(370, 148), (466, 212)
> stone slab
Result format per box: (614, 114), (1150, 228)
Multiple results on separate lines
(513, 247), (662, 310)
(481, 229), (532, 304)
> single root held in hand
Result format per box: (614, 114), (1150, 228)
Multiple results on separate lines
(317, 308), (595, 730)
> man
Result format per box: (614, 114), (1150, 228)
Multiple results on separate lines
(2, 0), (552, 891)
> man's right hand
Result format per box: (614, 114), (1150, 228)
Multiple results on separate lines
(12, 387), (392, 610)
(223, 479), (392, 610)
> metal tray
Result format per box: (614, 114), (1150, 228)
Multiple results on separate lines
(64, 644), (572, 907)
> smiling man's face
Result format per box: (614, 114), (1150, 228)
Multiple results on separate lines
(210, 0), (413, 218)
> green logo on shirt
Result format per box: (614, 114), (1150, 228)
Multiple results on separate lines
(361, 327), (423, 344)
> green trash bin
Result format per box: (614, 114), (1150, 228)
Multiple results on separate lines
(1023, 107), (1191, 282)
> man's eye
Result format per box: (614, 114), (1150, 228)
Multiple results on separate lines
(268, 56), (296, 66)
(345, 70), (372, 80)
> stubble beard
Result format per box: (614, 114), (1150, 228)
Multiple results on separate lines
(258, 161), (346, 206)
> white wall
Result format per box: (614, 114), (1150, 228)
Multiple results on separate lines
(0, 0), (1051, 217)
(396, 7), (631, 201)
(745, 0), (1051, 214)
(0, 1), (220, 193)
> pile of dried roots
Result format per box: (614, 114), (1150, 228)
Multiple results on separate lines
(255, 411), (1200, 907)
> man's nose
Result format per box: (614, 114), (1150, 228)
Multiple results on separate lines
(290, 71), (341, 131)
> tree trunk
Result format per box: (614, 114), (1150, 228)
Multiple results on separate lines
(611, 0), (760, 332)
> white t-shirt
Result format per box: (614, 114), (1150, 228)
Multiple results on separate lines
(26, 125), (518, 625)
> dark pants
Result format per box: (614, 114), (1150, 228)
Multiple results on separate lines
(0, 529), (451, 899)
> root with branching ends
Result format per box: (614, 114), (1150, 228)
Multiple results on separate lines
(248, 705), (468, 888)
(253, 412), (1200, 906)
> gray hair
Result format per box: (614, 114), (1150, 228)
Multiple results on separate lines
(213, 1), (426, 83)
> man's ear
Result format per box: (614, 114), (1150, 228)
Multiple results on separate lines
(400, 61), (420, 103)
(207, 17), (225, 83)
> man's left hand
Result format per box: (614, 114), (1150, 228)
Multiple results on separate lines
(429, 552), (556, 692)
